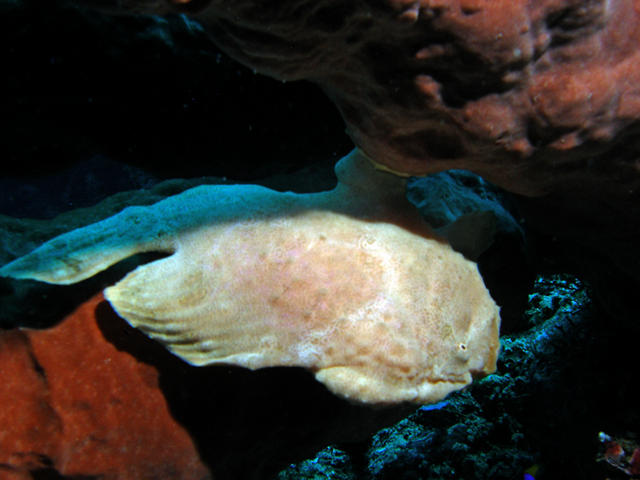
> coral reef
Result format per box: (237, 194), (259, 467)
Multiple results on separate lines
(2, 0), (639, 478)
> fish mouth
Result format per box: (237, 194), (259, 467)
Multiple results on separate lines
(469, 347), (500, 380)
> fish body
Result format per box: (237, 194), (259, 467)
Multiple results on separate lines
(0, 150), (500, 404)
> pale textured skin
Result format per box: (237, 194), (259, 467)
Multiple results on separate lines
(0, 150), (500, 404)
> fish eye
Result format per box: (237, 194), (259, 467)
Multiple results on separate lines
(454, 342), (471, 362)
